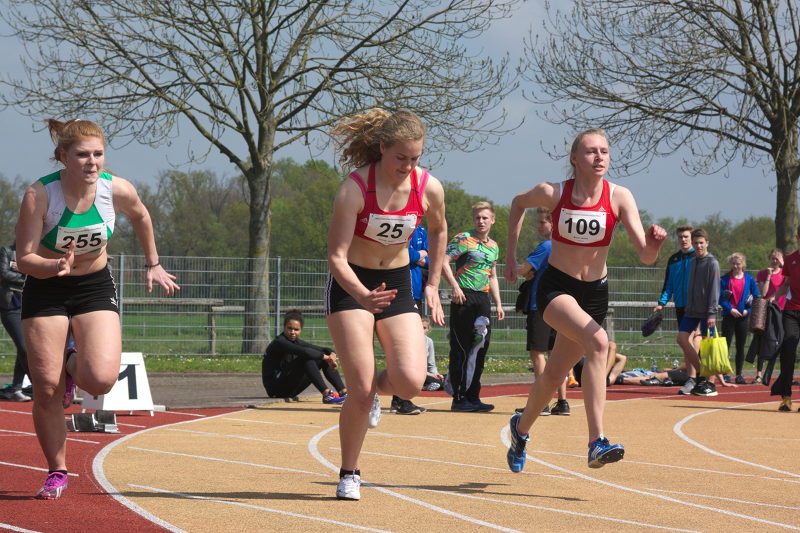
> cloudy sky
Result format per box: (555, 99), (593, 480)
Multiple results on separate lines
(0, 2), (777, 224)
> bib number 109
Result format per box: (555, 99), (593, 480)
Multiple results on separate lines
(558, 209), (606, 244)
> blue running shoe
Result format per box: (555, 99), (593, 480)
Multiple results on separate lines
(588, 436), (625, 468)
(506, 413), (529, 473)
(322, 391), (346, 404)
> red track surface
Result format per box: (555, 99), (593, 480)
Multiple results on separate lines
(0, 404), (238, 533)
(0, 382), (778, 532)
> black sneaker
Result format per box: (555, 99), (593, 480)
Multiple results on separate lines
(550, 400), (570, 416)
(734, 375), (747, 385)
(691, 379), (718, 397)
(678, 377), (696, 395)
(390, 396), (403, 413)
(395, 400), (422, 415)
(472, 400), (495, 412)
(515, 406), (525, 414)
(540, 404), (551, 416)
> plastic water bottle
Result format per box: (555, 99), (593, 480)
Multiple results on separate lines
(673, 359), (679, 369)
(651, 360), (658, 373)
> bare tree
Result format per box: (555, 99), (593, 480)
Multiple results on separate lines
(525, 0), (799, 250)
(2, 0), (521, 353)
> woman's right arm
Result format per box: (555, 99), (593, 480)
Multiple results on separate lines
(327, 179), (396, 313)
(505, 182), (558, 283)
(16, 182), (75, 279)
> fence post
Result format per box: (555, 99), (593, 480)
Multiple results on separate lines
(118, 254), (125, 326)
(275, 256), (282, 338)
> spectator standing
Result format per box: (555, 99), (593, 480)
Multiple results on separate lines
(676, 229), (721, 397)
(653, 225), (699, 373)
(441, 201), (505, 412)
(720, 253), (759, 384)
(515, 207), (569, 416)
(754, 248), (784, 384)
(0, 242), (30, 401)
(770, 229), (800, 411)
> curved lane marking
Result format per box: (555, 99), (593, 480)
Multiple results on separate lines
(309, 424), (523, 533)
(673, 401), (800, 478)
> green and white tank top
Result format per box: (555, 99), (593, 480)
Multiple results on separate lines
(39, 171), (115, 255)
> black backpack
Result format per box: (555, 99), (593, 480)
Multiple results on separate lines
(515, 279), (533, 314)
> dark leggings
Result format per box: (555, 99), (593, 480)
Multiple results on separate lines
(0, 307), (28, 386)
(771, 309), (800, 397)
(263, 358), (345, 398)
(722, 314), (750, 375)
(447, 290), (491, 402)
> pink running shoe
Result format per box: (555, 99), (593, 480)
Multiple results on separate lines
(36, 471), (68, 500)
(63, 347), (77, 409)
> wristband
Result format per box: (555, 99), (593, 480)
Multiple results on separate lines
(145, 262), (160, 269)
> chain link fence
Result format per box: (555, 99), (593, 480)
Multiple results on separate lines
(0, 256), (750, 366)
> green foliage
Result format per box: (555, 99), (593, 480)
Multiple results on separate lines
(270, 159), (341, 259)
(0, 175), (28, 245)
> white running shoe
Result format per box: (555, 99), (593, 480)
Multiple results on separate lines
(336, 473), (361, 500)
(368, 393), (381, 428)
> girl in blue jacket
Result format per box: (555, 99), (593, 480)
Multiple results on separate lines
(720, 253), (760, 383)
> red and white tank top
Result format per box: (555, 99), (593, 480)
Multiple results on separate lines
(350, 163), (429, 246)
(551, 178), (618, 247)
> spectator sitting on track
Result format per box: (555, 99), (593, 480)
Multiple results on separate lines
(262, 310), (347, 405)
(572, 341), (628, 388)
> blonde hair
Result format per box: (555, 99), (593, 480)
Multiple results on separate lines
(568, 128), (608, 179)
(47, 119), (106, 164)
(535, 206), (552, 222)
(726, 252), (746, 272)
(472, 201), (495, 217)
(330, 109), (426, 169)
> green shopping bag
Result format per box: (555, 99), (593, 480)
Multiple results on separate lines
(699, 326), (733, 376)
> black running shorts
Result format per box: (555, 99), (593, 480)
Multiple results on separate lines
(325, 263), (417, 320)
(21, 267), (119, 319)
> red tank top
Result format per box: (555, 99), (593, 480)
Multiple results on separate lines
(350, 163), (429, 245)
(551, 178), (618, 247)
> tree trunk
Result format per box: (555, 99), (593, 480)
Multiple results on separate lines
(241, 165), (272, 355)
(773, 144), (800, 252)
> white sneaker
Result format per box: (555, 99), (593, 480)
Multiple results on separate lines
(336, 473), (361, 500)
(368, 393), (381, 428)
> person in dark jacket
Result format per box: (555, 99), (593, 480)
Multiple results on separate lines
(0, 242), (30, 402)
(262, 310), (347, 404)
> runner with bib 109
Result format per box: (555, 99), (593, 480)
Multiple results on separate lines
(503, 128), (667, 472)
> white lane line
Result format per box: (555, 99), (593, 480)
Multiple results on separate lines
(165, 428), (297, 445)
(345, 448), (573, 480)
(161, 410), (206, 417)
(500, 427), (800, 530)
(745, 437), (800, 441)
(95, 410), (252, 533)
(0, 408), (32, 415)
(644, 488), (800, 510)
(404, 485), (702, 533)
(221, 417), (323, 428)
(673, 401), (800, 478)
(0, 461), (79, 476)
(532, 450), (800, 484)
(0, 523), (42, 533)
(128, 484), (394, 532)
(0, 428), (100, 444)
(368, 431), (496, 447)
(117, 423), (147, 428)
(309, 425), (522, 533)
(127, 447), (327, 476)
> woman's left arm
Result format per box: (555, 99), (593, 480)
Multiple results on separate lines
(422, 176), (447, 326)
(615, 185), (666, 265)
(113, 176), (180, 295)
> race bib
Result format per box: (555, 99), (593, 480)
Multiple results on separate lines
(558, 209), (607, 244)
(363, 214), (417, 245)
(55, 223), (107, 255)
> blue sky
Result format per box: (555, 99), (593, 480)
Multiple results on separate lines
(0, 2), (776, 224)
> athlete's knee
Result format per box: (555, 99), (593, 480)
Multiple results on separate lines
(586, 329), (608, 358)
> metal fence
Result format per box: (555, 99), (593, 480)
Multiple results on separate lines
(0, 256), (751, 366)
